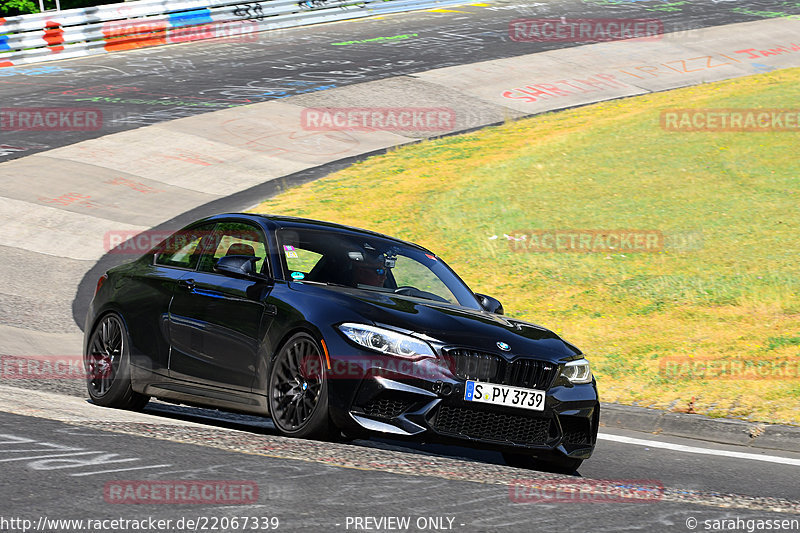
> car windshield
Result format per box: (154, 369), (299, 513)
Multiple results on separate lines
(277, 227), (481, 310)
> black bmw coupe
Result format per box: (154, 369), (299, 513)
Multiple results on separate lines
(84, 213), (598, 472)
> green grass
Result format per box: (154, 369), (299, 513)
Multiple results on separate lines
(766, 335), (800, 350)
(252, 68), (800, 425)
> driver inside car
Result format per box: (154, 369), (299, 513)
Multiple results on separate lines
(349, 249), (391, 288)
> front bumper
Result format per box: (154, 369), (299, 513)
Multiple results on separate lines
(323, 342), (599, 460)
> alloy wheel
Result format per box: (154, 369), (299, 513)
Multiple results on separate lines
(85, 314), (124, 397)
(270, 336), (325, 432)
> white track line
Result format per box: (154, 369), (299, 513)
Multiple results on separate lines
(598, 433), (800, 466)
(70, 464), (173, 477)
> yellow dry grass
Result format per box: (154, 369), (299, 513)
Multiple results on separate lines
(252, 68), (800, 425)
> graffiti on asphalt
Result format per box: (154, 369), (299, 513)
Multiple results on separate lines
(332, 34), (418, 46)
(298, 0), (366, 10)
(0, 66), (73, 77)
(104, 177), (165, 194)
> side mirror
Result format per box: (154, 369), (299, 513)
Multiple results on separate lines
(214, 255), (262, 280)
(475, 293), (504, 315)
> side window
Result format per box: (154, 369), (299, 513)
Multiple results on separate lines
(392, 256), (458, 304)
(154, 223), (216, 269)
(197, 222), (269, 275)
(284, 247), (323, 278)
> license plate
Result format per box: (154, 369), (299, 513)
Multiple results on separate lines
(464, 380), (545, 411)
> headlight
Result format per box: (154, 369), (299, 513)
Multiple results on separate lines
(561, 358), (593, 384)
(338, 323), (435, 360)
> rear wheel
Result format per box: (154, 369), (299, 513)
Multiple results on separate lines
(502, 452), (583, 474)
(84, 313), (149, 410)
(268, 332), (332, 439)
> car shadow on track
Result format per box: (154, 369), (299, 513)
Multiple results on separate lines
(142, 400), (531, 472)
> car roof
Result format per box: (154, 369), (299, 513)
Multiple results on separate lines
(201, 213), (434, 254)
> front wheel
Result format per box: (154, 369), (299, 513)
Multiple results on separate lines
(268, 332), (332, 439)
(84, 313), (149, 410)
(502, 452), (583, 474)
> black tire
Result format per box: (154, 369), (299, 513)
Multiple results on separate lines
(84, 313), (149, 410)
(268, 332), (332, 440)
(502, 452), (583, 474)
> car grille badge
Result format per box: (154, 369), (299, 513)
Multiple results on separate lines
(497, 341), (511, 352)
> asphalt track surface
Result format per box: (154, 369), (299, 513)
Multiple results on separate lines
(1, 1), (800, 531)
(1, 0), (798, 162)
(1, 390), (800, 533)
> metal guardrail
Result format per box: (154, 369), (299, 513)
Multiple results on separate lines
(0, 0), (468, 67)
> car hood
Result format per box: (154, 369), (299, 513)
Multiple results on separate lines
(291, 283), (582, 361)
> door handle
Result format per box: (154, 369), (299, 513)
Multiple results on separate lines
(178, 278), (196, 290)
